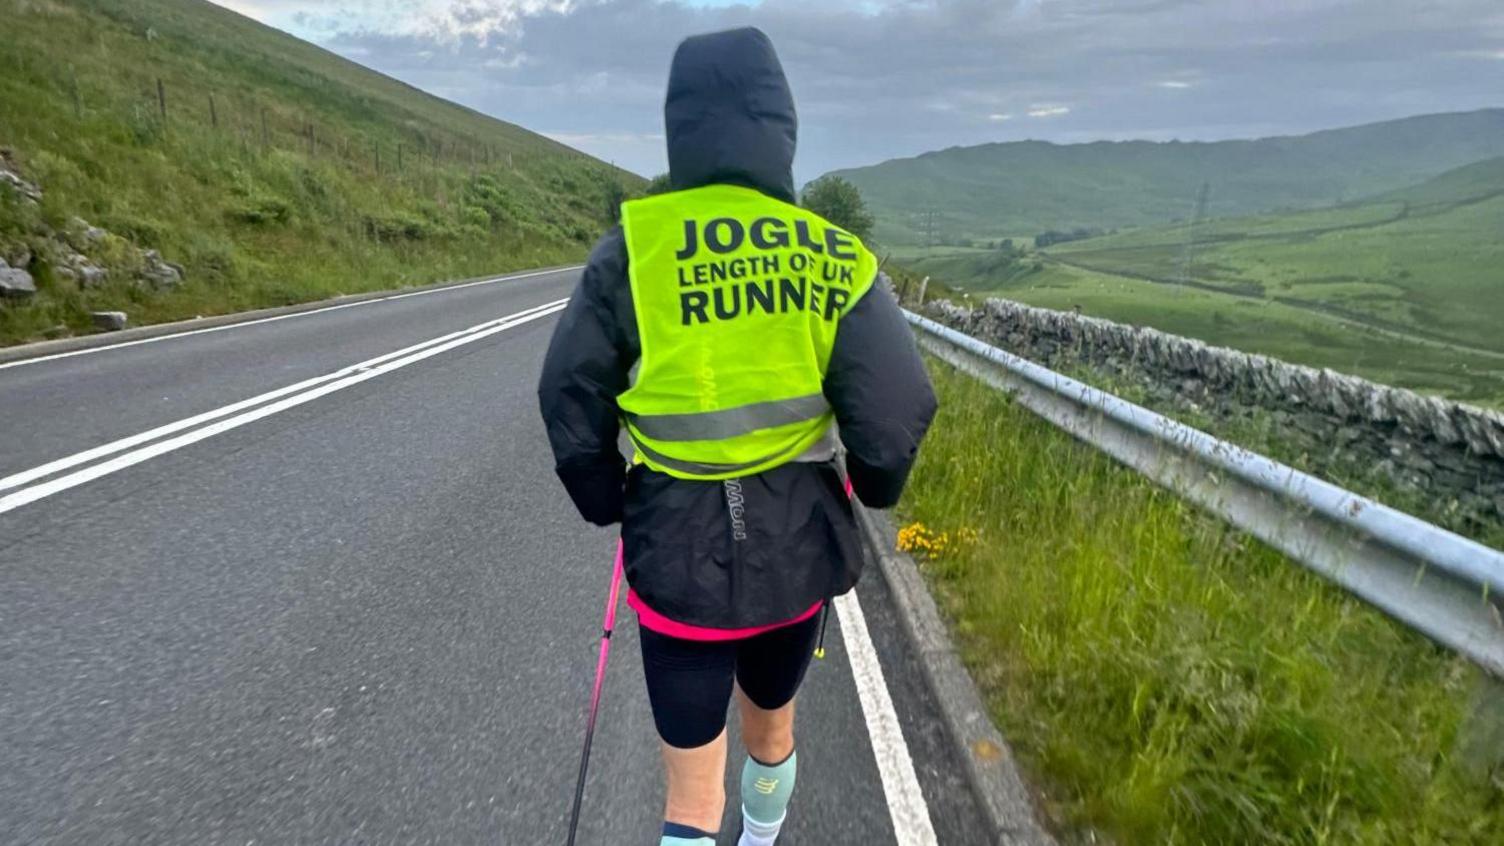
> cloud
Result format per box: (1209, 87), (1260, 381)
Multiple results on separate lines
(483, 52), (530, 69)
(222, 1), (582, 41)
(210, 1), (1504, 180)
(988, 113), (1014, 121)
(544, 131), (664, 145)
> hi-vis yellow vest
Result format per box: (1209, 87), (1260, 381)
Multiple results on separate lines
(618, 184), (879, 480)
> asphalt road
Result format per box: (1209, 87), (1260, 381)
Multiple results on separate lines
(0, 267), (989, 844)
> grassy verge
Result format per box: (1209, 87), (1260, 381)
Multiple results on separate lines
(1, 0), (637, 346)
(899, 360), (1503, 844)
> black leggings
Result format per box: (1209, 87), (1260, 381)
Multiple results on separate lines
(638, 612), (822, 749)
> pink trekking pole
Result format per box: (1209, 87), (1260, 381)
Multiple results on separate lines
(565, 539), (626, 846)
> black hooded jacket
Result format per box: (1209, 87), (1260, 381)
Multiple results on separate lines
(537, 27), (936, 629)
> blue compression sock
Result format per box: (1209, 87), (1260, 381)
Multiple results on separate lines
(660, 821), (715, 845)
(740, 750), (797, 846)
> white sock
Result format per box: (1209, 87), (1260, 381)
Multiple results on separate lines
(738, 807), (786, 846)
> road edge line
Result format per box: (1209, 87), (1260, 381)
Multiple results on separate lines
(0, 264), (582, 367)
(833, 589), (940, 845)
(854, 504), (1056, 846)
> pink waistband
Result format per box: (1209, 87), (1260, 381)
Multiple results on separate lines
(628, 588), (824, 642)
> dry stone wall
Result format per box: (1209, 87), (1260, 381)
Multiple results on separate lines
(927, 297), (1504, 532)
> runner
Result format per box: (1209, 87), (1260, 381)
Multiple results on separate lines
(538, 26), (936, 846)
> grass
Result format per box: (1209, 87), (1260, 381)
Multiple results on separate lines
(900, 360), (1504, 844)
(907, 255), (1504, 408)
(0, 0), (642, 346)
(903, 158), (1504, 408)
(1048, 157), (1504, 356)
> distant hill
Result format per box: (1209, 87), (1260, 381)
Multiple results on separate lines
(827, 110), (1504, 246)
(904, 156), (1504, 406)
(0, 0), (640, 345)
(1371, 155), (1504, 205)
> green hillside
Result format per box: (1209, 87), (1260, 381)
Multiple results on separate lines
(830, 110), (1504, 246)
(905, 157), (1504, 406)
(0, 0), (641, 345)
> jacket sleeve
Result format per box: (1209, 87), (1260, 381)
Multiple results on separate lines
(824, 274), (938, 508)
(537, 229), (639, 526)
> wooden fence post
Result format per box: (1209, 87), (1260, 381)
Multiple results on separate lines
(208, 93), (218, 129)
(397, 143), (403, 172)
(156, 78), (167, 125)
(261, 107), (269, 147)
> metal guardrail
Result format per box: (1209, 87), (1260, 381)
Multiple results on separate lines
(906, 310), (1504, 678)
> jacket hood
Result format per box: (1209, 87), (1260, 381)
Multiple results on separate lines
(665, 27), (798, 204)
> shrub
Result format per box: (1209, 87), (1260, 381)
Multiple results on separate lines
(644, 173), (673, 196)
(460, 204), (490, 230)
(227, 197), (291, 226)
(363, 214), (428, 242)
(800, 175), (875, 241)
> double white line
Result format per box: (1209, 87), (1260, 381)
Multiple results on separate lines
(0, 299), (568, 515)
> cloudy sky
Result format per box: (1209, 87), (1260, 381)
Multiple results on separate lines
(212, 0), (1504, 182)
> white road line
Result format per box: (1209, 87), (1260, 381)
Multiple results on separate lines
(0, 299), (567, 494)
(0, 266), (580, 372)
(835, 590), (940, 845)
(0, 300), (568, 515)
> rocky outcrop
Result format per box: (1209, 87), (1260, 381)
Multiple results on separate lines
(0, 259), (35, 298)
(65, 216), (108, 248)
(927, 297), (1504, 530)
(140, 249), (183, 289)
(1, 152), (185, 311)
(0, 149), (42, 204)
(2, 243), (31, 268)
(90, 311), (128, 331)
(54, 252), (109, 288)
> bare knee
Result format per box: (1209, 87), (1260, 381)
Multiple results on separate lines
(738, 693), (796, 763)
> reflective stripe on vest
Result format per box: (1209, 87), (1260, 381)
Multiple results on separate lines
(632, 423), (840, 476)
(617, 184), (878, 480)
(624, 393), (829, 442)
